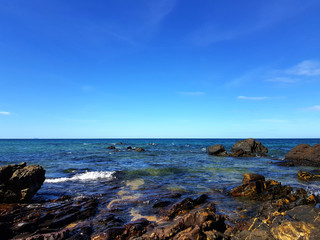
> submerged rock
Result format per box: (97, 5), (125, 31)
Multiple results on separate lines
(135, 147), (145, 152)
(0, 162), (45, 203)
(285, 144), (320, 167)
(231, 138), (268, 157)
(298, 170), (320, 181)
(107, 146), (116, 149)
(207, 144), (228, 156)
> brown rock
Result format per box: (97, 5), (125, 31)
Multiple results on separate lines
(0, 163), (45, 203)
(243, 173), (265, 184)
(107, 146), (116, 149)
(285, 144), (320, 167)
(167, 194), (208, 220)
(231, 138), (268, 157)
(230, 174), (292, 201)
(135, 147), (145, 152)
(207, 144), (228, 156)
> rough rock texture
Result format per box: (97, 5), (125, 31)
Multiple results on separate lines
(229, 173), (292, 201)
(0, 196), (98, 240)
(231, 138), (268, 157)
(298, 170), (320, 181)
(0, 162), (45, 203)
(139, 200), (228, 240)
(230, 204), (320, 240)
(208, 144), (228, 156)
(285, 144), (320, 167)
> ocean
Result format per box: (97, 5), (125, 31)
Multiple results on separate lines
(1, 138), (319, 218)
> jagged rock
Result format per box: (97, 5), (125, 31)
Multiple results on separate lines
(231, 138), (268, 157)
(298, 170), (320, 181)
(229, 173), (292, 201)
(0, 196), (98, 239)
(135, 147), (145, 152)
(141, 201), (226, 240)
(0, 163), (45, 203)
(232, 205), (320, 240)
(285, 144), (320, 167)
(166, 194), (208, 220)
(207, 144), (228, 156)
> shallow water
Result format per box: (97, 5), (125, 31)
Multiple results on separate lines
(1, 138), (320, 218)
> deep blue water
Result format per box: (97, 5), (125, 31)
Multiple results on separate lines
(1, 139), (320, 217)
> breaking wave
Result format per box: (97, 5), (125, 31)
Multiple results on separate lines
(45, 171), (115, 183)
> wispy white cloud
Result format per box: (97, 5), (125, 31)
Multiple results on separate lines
(286, 60), (320, 76)
(0, 111), (10, 115)
(237, 96), (268, 100)
(179, 91), (205, 96)
(304, 105), (320, 112)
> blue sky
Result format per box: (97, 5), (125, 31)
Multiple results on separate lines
(1, 0), (320, 138)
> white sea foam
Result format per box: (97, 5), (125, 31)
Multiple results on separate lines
(45, 171), (115, 183)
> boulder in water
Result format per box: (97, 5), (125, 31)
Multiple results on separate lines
(0, 162), (45, 203)
(285, 144), (320, 167)
(207, 144), (228, 156)
(231, 138), (268, 157)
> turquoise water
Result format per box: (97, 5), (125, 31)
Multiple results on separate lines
(1, 139), (320, 216)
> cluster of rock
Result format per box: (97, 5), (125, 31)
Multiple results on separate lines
(0, 162), (45, 203)
(107, 145), (145, 152)
(285, 143), (320, 167)
(229, 173), (320, 239)
(208, 138), (268, 157)
(0, 195), (98, 239)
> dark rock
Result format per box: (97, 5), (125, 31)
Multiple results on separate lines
(135, 147), (145, 152)
(232, 205), (320, 240)
(122, 218), (151, 239)
(231, 149), (246, 157)
(167, 194), (208, 220)
(153, 200), (171, 208)
(231, 138), (268, 157)
(0, 196), (98, 239)
(207, 144), (228, 156)
(127, 146), (132, 150)
(107, 146), (116, 149)
(243, 173), (265, 184)
(144, 202), (226, 240)
(285, 144), (320, 167)
(229, 174), (292, 201)
(0, 163), (45, 203)
(297, 170), (320, 181)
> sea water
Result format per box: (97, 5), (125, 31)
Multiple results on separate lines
(1, 139), (319, 217)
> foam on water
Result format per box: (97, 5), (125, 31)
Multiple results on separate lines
(45, 171), (115, 183)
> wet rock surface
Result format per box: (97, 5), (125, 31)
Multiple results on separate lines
(285, 144), (320, 167)
(298, 170), (320, 181)
(208, 144), (228, 156)
(0, 162), (45, 203)
(208, 138), (268, 157)
(231, 138), (268, 157)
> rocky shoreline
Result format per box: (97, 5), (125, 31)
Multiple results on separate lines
(1, 139), (320, 239)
